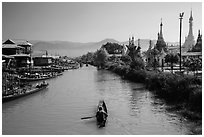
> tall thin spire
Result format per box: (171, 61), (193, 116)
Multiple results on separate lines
(138, 38), (140, 47)
(160, 18), (163, 38)
(189, 9), (193, 36)
(149, 40), (152, 50)
(189, 8), (193, 21)
(198, 29), (201, 37)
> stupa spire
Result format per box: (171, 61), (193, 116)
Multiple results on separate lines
(160, 18), (163, 38)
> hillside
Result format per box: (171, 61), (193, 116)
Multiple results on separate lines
(31, 39), (178, 57)
(31, 39), (120, 57)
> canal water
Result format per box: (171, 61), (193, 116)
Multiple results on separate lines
(2, 66), (194, 135)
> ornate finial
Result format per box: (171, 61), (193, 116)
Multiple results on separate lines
(198, 30), (201, 37)
(189, 9), (193, 21)
(160, 18), (163, 26)
(191, 8), (192, 16)
(138, 38), (140, 47)
(179, 12), (184, 18)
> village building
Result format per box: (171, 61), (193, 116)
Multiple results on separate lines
(15, 39), (32, 54)
(2, 39), (33, 68)
(33, 56), (53, 66)
(10, 54), (31, 68)
(167, 44), (179, 54)
(2, 44), (24, 55)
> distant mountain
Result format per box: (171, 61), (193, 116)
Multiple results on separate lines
(31, 38), (179, 57)
(31, 38), (120, 57)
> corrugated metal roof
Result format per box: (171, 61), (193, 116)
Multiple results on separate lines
(182, 52), (202, 56)
(13, 39), (32, 46)
(10, 54), (30, 57)
(2, 44), (24, 49)
(2, 39), (32, 46)
(2, 54), (14, 59)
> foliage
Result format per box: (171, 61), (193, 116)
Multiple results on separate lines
(165, 53), (179, 72)
(120, 55), (132, 65)
(102, 42), (123, 54)
(93, 49), (108, 68)
(74, 52), (96, 65)
(183, 57), (202, 75)
(130, 57), (145, 70)
(146, 48), (160, 69)
(106, 61), (202, 113)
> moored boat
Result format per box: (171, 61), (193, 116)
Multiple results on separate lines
(2, 82), (49, 103)
(96, 100), (108, 128)
(18, 73), (58, 81)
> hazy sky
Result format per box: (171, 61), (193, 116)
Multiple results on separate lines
(2, 2), (202, 43)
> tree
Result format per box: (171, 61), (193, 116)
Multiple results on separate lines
(183, 57), (202, 75)
(151, 48), (160, 70)
(130, 57), (145, 70)
(93, 49), (108, 68)
(121, 55), (132, 65)
(102, 42), (123, 54)
(165, 53), (179, 73)
(146, 48), (160, 70)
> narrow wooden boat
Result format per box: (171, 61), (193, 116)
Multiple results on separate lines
(96, 100), (108, 128)
(19, 74), (57, 81)
(19, 77), (49, 81)
(2, 83), (49, 103)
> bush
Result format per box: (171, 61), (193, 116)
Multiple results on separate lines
(125, 69), (147, 83)
(121, 55), (132, 65)
(130, 58), (145, 70)
(188, 88), (202, 112)
(105, 60), (202, 113)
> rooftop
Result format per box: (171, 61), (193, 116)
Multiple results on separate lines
(2, 39), (32, 46)
(182, 52), (202, 56)
(10, 54), (31, 58)
(2, 44), (24, 49)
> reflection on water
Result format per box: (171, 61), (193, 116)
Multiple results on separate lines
(3, 66), (194, 135)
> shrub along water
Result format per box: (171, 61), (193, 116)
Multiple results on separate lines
(105, 61), (202, 113)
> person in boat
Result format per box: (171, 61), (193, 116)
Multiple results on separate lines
(96, 106), (108, 124)
(41, 81), (47, 86)
(43, 81), (46, 85)
(36, 83), (40, 88)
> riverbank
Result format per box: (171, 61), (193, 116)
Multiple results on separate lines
(103, 61), (202, 134)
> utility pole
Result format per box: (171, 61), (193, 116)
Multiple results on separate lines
(179, 12), (184, 72)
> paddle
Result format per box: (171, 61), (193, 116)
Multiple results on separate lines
(81, 116), (95, 120)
